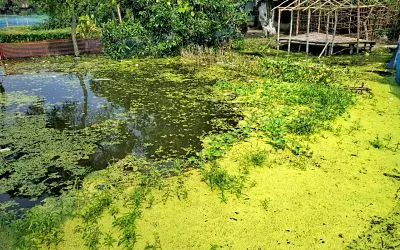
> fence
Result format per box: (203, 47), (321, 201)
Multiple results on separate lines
(0, 39), (102, 59)
(0, 15), (47, 27)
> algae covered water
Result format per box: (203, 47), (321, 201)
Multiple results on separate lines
(0, 64), (240, 206)
(0, 44), (399, 250)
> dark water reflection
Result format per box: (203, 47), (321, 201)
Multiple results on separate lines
(89, 70), (238, 158)
(1, 73), (122, 128)
(1, 71), (238, 159)
(0, 69), (239, 208)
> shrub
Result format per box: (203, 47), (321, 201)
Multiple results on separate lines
(102, 20), (149, 59)
(76, 15), (101, 39)
(0, 27), (71, 43)
(388, 21), (400, 41)
(101, 0), (247, 58)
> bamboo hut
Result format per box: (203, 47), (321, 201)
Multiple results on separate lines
(273, 0), (392, 56)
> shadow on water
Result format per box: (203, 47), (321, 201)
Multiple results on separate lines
(0, 69), (240, 209)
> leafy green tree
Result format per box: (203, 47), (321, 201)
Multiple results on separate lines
(31, 0), (99, 56)
(102, 0), (248, 58)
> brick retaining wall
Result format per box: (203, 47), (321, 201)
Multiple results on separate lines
(0, 38), (101, 59)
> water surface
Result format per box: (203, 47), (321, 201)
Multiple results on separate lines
(0, 67), (239, 207)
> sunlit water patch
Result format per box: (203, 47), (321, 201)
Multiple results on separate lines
(0, 69), (239, 208)
(1, 72), (122, 127)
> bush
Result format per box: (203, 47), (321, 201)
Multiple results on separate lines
(388, 21), (400, 42)
(102, 20), (149, 59)
(0, 27), (71, 43)
(101, 0), (247, 58)
(76, 15), (101, 39)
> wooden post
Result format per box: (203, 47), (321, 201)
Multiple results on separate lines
(357, 0), (360, 54)
(317, 10), (322, 33)
(296, 0), (301, 35)
(289, 10), (294, 52)
(330, 11), (338, 55)
(364, 21), (369, 41)
(277, 9), (281, 50)
(306, 8), (311, 54)
(325, 13), (330, 56)
(348, 12), (352, 35)
(319, 42), (330, 58)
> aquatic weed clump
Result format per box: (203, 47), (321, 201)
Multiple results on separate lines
(201, 161), (247, 202)
(288, 82), (354, 135)
(260, 58), (337, 85)
(197, 55), (356, 198)
(0, 191), (79, 248)
(0, 155), (191, 249)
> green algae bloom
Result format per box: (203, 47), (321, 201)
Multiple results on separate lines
(1, 40), (399, 249)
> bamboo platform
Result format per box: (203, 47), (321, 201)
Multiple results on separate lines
(279, 32), (376, 54)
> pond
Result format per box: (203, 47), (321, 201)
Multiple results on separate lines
(0, 65), (240, 209)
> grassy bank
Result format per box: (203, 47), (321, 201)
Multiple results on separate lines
(1, 39), (399, 249)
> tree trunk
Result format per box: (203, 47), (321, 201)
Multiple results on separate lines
(117, 4), (122, 23)
(71, 9), (80, 57)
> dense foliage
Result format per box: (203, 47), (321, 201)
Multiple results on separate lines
(102, 0), (247, 58)
(364, 0), (400, 41)
(0, 0), (30, 14)
(388, 13), (400, 41)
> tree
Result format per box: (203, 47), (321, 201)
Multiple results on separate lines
(31, 0), (96, 56)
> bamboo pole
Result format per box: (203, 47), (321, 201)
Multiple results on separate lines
(317, 10), (322, 33)
(330, 11), (338, 55)
(319, 42), (330, 58)
(306, 8), (311, 54)
(325, 13), (330, 56)
(357, 0), (360, 54)
(349, 12), (352, 35)
(289, 10), (294, 52)
(277, 9), (281, 50)
(296, 0), (301, 35)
